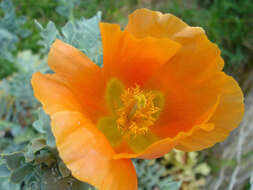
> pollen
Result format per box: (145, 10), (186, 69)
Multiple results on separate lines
(116, 86), (160, 136)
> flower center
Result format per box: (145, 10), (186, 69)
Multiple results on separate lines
(116, 86), (160, 136)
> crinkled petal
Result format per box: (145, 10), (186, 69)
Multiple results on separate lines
(31, 72), (83, 115)
(101, 14), (239, 157)
(175, 73), (244, 151)
(126, 9), (224, 74)
(113, 96), (219, 159)
(127, 73), (243, 158)
(51, 111), (137, 190)
(48, 39), (107, 122)
(114, 123), (214, 160)
(126, 8), (188, 39)
(144, 25), (226, 137)
(112, 42), (243, 159)
(149, 93), (220, 139)
(100, 23), (181, 87)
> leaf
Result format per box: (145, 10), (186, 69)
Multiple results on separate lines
(194, 163), (211, 176)
(14, 128), (38, 144)
(162, 181), (182, 190)
(0, 120), (15, 130)
(34, 150), (55, 166)
(1, 152), (24, 170)
(24, 138), (56, 166)
(0, 164), (10, 178)
(55, 0), (80, 19)
(35, 20), (60, 53)
(0, 0), (30, 63)
(58, 161), (71, 178)
(24, 146), (35, 163)
(10, 164), (33, 183)
(41, 167), (91, 190)
(33, 108), (50, 134)
(0, 137), (25, 154)
(0, 50), (48, 124)
(31, 138), (47, 153)
(71, 180), (93, 190)
(33, 108), (56, 148)
(0, 28), (17, 61)
(33, 120), (45, 134)
(36, 11), (103, 66)
(134, 160), (181, 190)
(15, 50), (49, 74)
(0, 177), (20, 190)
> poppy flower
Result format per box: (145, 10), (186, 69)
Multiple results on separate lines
(31, 8), (244, 190)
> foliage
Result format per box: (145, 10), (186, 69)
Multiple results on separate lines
(36, 11), (103, 66)
(32, 108), (55, 148)
(0, 58), (16, 86)
(0, 50), (50, 190)
(55, 0), (80, 19)
(0, 51), (49, 124)
(198, 0), (253, 72)
(53, 0), (138, 24)
(133, 159), (181, 190)
(0, 77), (93, 190)
(1, 0), (252, 189)
(11, 0), (253, 75)
(10, 0), (136, 55)
(133, 150), (210, 190)
(0, 130), (92, 190)
(11, 0), (66, 53)
(0, 0), (30, 78)
(160, 150), (210, 190)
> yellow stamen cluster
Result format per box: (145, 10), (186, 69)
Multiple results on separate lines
(116, 86), (160, 136)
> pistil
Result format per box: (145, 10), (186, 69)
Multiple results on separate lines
(116, 86), (160, 136)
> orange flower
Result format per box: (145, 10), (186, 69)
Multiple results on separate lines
(31, 9), (244, 190)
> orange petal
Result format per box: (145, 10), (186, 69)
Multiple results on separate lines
(150, 94), (220, 139)
(143, 60), (243, 153)
(175, 73), (244, 151)
(166, 27), (224, 79)
(144, 27), (226, 136)
(126, 8), (188, 39)
(125, 10), (225, 140)
(112, 8), (244, 156)
(100, 23), (181, 87)
(48, 39), (107, 122)
(127, 9), (224, 75)
(51, 111), (137, 190)
(113, 99), (218, 159)
(31, 72), (83, 115)
(131, 33), (243, 156)
(145, 27), (224, 89)
(114, 123), (214, 160)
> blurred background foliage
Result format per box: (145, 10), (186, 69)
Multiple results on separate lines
(0, 0), (253, 190)
(1, 0), (252, 79)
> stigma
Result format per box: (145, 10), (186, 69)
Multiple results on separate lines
(116, 86), (160, 136)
